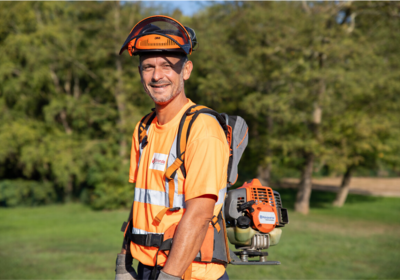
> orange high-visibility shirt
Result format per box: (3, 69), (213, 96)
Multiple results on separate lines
(128, 99), (229, 280)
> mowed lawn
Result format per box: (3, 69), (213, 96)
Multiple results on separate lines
(1, 190), (400, 279)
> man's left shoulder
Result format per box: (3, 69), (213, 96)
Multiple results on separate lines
(189, 112), (226, 142)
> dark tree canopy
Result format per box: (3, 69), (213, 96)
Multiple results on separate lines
(1, 1), (399, 211)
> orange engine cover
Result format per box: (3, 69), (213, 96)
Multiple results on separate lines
(238, 179), (278, 233)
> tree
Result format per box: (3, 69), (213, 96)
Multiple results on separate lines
(0, 2), (154, 208)
(328, 1), (400, 207)
(1, 1), (399, 211)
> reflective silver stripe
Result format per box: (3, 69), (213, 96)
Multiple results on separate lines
(138, 137), (143, 169)
(216, 187), (227, 205)
(134, 188), (166, 207)
(172, 191), (185, 208)
(132, 227), (158, 235)
(134, 188), (185, 208)
(134, 187), (222, 207)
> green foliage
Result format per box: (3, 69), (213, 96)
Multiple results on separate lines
(0, 179), (55, 206)
(0, 2), (152, 208)
(188, 2), (400, 178)
(1, 2), (400, 209)
(86, 153), (134, 210)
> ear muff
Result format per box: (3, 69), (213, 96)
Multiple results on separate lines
(185, 26), (197, 50)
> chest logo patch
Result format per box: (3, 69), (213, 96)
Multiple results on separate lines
(149, 153), (168, 171)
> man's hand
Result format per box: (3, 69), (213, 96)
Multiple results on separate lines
(115, 253), (138, 280)
(116, 202), (135, 279)
(161, 194), (217, 277)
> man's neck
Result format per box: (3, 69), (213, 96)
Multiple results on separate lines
(155, 92), (188, 125)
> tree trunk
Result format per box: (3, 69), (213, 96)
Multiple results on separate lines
(65, 175), (73, 202)
(60, 109), (72, 135)
(115, 55), (127, 160)
(257, 163), (271, 186)
(258, 114), (273, 186)
(114, 1), (127, 161)
(301, 0), (311, 15)
(64, 69), (72, 95)
(73, 76), (80, 99)
(294, 53), (325, 214)
(295, 153), (314, 214)
(333, 166), (353, 207)
(294, 80), (323, 214)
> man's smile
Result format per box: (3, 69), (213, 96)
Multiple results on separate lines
(151, 84), (169, 88)
(150, 84), (170, 93)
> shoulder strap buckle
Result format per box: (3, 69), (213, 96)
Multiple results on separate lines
(145, 234), (152, 247)
(211, 215), (219, 227)
(211, 215), (221, 232)
(138, 111), (156, 145)
(141, 135), (148, 148)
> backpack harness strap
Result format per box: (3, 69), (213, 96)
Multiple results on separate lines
(123, 221), (193, 280)
(122, 214), (223, 280)
(178, 107), (230, 177)
(138, 111), (156, 149)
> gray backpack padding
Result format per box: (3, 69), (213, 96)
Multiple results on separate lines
(221, 114), (249, 185)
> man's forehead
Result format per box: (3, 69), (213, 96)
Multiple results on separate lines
(140, 54), (186, 64)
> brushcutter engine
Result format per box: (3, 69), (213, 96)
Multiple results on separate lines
(224, 179), (289, 264)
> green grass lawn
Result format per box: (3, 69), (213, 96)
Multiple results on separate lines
(1, 190), (399, 279)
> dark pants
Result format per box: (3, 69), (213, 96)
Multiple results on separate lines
(137, 262), (229, 280)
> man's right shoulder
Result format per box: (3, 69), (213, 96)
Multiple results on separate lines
(132, 112), (154, 137)
(132, 121), (140, 138)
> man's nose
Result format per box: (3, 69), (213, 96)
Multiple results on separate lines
(152, 66), (164, 81)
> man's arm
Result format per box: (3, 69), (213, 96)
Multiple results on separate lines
(162, 194), (217, 277)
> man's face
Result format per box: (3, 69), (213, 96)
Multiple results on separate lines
(139, 54), (192, 105)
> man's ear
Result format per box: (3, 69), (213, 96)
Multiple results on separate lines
(183, 60), (193, 81)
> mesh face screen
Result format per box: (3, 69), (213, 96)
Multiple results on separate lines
(120, 16), (192, 55)
(139, 22), (181, 37)
(132, 18), (189, 42)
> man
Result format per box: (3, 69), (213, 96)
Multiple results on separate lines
(115, 16), (230, 280)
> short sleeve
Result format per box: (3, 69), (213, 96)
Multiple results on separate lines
(184, 135), (229, 201)
(129, 123), (140, 183)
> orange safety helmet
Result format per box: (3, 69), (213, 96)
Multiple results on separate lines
(119, 15), (197, 56)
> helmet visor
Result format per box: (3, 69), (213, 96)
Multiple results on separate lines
(119, 16), (192, 55)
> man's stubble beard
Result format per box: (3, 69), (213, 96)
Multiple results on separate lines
(143, 72), (185, 104)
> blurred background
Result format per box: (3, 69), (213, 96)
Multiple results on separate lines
(0, 1), (399, 279)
